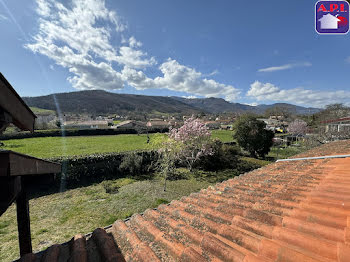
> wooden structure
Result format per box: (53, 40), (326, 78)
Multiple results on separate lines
(0, 73), (61, 257)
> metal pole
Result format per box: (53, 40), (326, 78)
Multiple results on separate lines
(277, 154), (350, 162)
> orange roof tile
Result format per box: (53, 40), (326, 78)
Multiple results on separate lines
(17, 140), (350, 262)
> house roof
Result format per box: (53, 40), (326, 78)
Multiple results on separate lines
(117, 120), (145, 127)
(320, 117), (350, 124)
(18, 140), (350, 262)
(319, 13), (341, 22)
(147, 120), (170, 126)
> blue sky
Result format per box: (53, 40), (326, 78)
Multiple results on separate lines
(0, 0), (350, 108)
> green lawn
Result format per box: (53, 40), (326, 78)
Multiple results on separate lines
(0, 177), (213, 261)
(211, 129), (234, 143)
(1, 134), (164, 159)
(267, 145), (309, 160)
(29, 107), (56, 115)
(1, 130), (233, 159)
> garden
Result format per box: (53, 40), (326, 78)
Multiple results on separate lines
(0, 116), (306, 261)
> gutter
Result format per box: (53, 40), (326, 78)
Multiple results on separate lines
(276, 154), (350, 162)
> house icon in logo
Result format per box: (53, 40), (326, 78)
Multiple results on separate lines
(318, 13), (341, 29)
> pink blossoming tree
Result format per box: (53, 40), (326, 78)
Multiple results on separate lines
(169, 117), (213, 171)
(156, 117), (213, 191)
(288, 119), (308, 136)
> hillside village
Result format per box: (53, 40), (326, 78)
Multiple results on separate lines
(12, 91), (349, 146)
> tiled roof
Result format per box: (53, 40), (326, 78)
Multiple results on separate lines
(18, 141), (350, 262)
(320, 117), (350, 124)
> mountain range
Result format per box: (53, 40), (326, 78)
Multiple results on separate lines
(23, 90), (320, 116)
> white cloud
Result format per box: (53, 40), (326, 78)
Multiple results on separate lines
(258, 62), (312, 73)
(36, 0), (51, 17)
(25, 0), (150, 90)
(26, 0), (240, 101)
(346, 56), (350, 63)
(204, 69), (219, 77)
(129, 36), (142, 48)
(247, 81), (350, 108)
(0, 13), (8, 21)
(122, 59), (240, 101)
(155, 60), (239, 101)
(248, 81), (279, 97)
(115, 46), (156, 69)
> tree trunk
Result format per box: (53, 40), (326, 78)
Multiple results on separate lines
(163, 173), (167, 192)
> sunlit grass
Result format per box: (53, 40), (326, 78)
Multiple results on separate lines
(1, 130), (233, 159)
(0, 178), (212, 261)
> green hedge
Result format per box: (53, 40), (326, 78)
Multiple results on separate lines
(33, 151), (159, 190)
(0, 127), (169, 140)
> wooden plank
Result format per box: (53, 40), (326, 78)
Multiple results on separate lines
(0, 73), (36, 132)
(0, 151), (61, 177)
(0, 153), (9, 176)
(0, 110), (12, 133)
(16, 182), (32, 257)
(0, 177), (21, 216)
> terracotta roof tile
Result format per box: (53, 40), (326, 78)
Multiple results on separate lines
(17, 140), (350, 262)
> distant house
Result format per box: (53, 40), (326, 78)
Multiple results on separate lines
(269, 115), (284, 121)
(146, 120), (170, 129)
(258, 118), (287, 133)
(321, 117), (350, 133)
(115, 120), (146, 130)
(205, 121), (221, 130)
(63, 120), (109, 129)
(149, 118), (164, 122)
(168, 120), (183, 128)
(258, 118), (279, 126)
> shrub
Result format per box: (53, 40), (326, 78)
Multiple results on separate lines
(155, 140), (180, 191)
(120, 152), (143, 176)
(236, 157), (269, 173)
(197, 140), (240, 171)
(102, 180), (120, 194)
(102, 178), (136, 194)
(120, 152), (158, 177)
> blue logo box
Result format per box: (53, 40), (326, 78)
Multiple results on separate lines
(316, 1), (349, 34)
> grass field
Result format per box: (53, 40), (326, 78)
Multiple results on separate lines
(0, 130), (233, 159)
(267, 145), (309, 160)
(0, 177), (214, 261)
(29, 107), (56, 115)
(0, 129), (238, 261)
